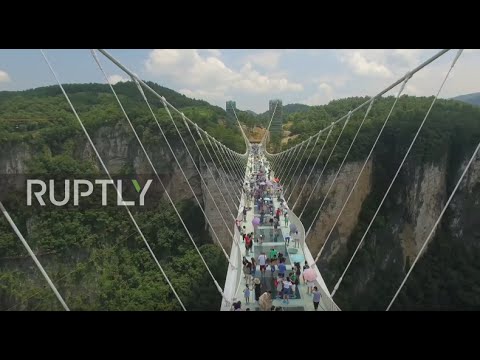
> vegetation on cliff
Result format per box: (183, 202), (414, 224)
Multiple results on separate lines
(1, 82), (480, 310)
(285, 96), (480, 310)
(0, 82), (236, 311)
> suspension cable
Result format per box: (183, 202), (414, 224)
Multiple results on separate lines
(41, 49), (186, 311)
(284, 135), (314, 196)
(214, 139), (244, 191)
(318, 78), (411, 277)
(181, 116), (239, 218)
(94, 55), (233, 304)
(0, 201), (70, 311)
(264, 49), (451, 157)
(221, 143), (245, 184)
(205, 134), (242, 199)
(92, 48), (239, 237)
(225, 143), (248, 183)
(278, 143), (302, 179)
(197, 128), (241, 203)
(305, 101), (374, 237)
(300, 112), (351, 221)
(387, 140), (479, 311)
(231, 107), (252, 154)
(278, 141), (305, 182)
(330, 49), (463, 297)
(287, 132), (322, 203)
(97, 49), (246, 158)
(132, 77), (236, 269)
(160, 98), (238, 242)
(292, 126), (333, 211)
(262, 101), (278, 151)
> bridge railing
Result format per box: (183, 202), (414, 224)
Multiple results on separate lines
(220, 149), (251, 311)
(287, 209), (341, 311)
(220, 225), (243, 311)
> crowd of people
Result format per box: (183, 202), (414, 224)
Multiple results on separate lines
(231, 145), (323, 311)
(232, 283), (322, 311)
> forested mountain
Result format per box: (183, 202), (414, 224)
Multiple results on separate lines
(283, 103), (311, 115)
(280, 95), (480, 310)
(0, 82), (214, 109)
(453, 92), (480, 107)
(234, 109), (260, 129)
(0, 82), (245, 153)
(0, 82), (242, 311)
(256, 102), (311, 122)
(1, 82), (480, 311)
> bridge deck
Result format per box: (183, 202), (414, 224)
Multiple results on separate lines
(223, 147), (337, 311)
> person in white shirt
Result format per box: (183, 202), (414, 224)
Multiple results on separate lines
(282, 277), (293, 304)
(294, 231), (300, 248)
(258, 252), (267, 276)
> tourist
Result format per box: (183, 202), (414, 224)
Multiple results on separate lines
(245, 234), (251, 256)
(307, 279), (315, 295)
(244, 285), (251, 304)
(259, 291), (272, 311)
(278, 260), (286, 278)
(282, 277), (292, 304)
(275, 276), (283, 297)
(313, 286), (321, 311)
(254, 278), (261, 302)
(302, 261), (309, 284)
(294, 231), (300, 248)
(250, 257), (257, 278)
(258, 252), (267, 276)
(243, 261), (252, 285)
(269, 247), (278, 261)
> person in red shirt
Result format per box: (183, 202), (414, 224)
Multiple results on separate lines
(245, 234), (251, 256)
(275, 208), (281, 219)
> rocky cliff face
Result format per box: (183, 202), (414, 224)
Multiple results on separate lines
(0, 123), (239, 253)
(285, 151), (480, 307)
(2, 121), (479, 309)
(447, 156), (480, 247)
(0, 142), (32, 174)
(401, 159), (448, 263)
(292, 160), (373, 262)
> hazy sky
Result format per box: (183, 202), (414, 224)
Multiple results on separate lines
(1, 49), (478, 113)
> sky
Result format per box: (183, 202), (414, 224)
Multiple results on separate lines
(0, 49), (479, 113)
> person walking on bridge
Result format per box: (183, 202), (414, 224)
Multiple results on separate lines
(313, 286), (321, 311)
(236, 219), (243, 235)
(259, 291), (272, 311)
(294, 231), (300, 248)
(244, 285), (251, 304)
(250, 257), (257, 278)
(245, 234), (252, 256)
(269, 247), (278, 261)
(282, 277), (292, 304)
(254, 278), (261, 303)
(278, 260), (286, 279)
(258, 252), (267, 276)
(243, 261), (252, 285)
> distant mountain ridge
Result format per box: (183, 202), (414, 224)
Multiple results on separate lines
(453, 92), (480, 106)
(283, 103), (311, 115)
(257, 102), (311, 117)
(0, 81), (221, 112)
